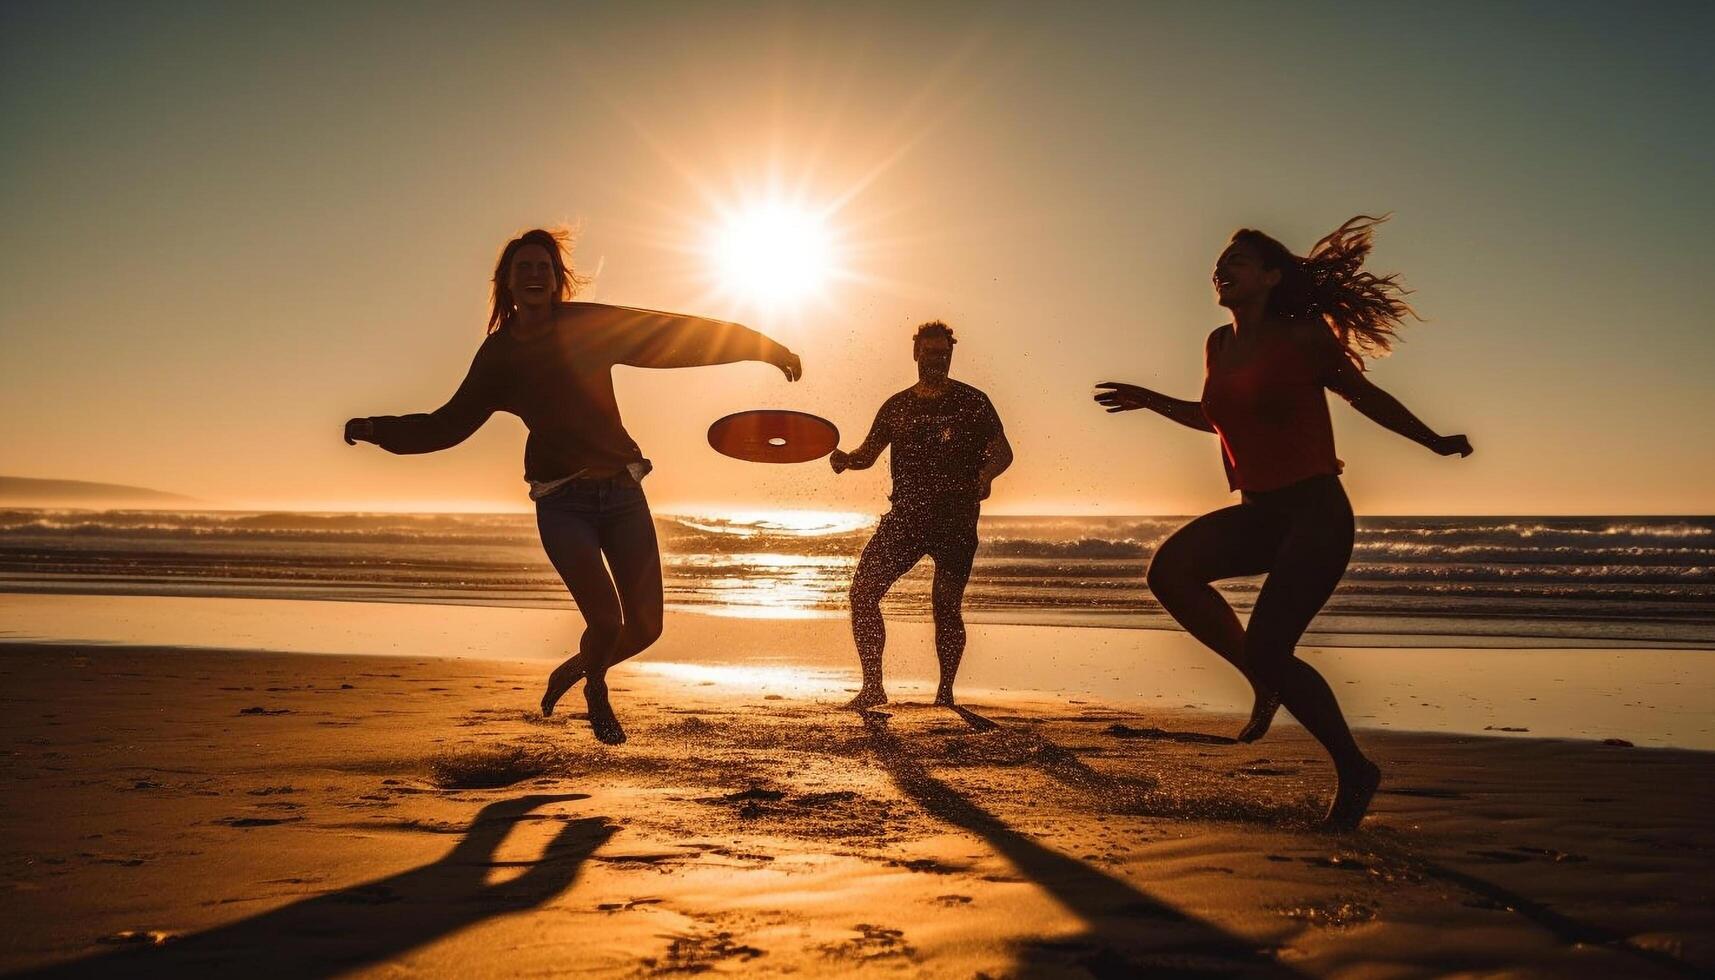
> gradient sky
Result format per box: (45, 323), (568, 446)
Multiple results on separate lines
(4, 1), (1712, 515)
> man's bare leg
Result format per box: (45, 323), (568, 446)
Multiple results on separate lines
(844, 519), (919, 711)
(930, 555), (970, 707)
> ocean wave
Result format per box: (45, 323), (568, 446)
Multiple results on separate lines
(4, 509), (1713, 642)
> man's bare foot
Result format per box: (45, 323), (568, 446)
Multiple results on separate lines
(1322, 757), (1381, 831)
(584, 684), (627, 745)
(1236, 692), (1281, 743)
(540, 655), (587, 717)
(842, 688), (888, 711)
(933, 687), (956, 707)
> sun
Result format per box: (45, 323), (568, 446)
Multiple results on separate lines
(705, 201), (840, 309)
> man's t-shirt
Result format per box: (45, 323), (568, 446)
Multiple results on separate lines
(868, 381), (1004, 512)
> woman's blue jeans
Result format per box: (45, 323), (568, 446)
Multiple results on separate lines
(534, 475), (664, 682)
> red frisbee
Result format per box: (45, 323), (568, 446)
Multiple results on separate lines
(708, 410), (840, 464)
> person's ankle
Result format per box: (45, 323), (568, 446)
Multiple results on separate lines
(1338, 752), (1376, 776)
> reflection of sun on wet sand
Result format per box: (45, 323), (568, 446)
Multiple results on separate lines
(2, 620), (1712, 976)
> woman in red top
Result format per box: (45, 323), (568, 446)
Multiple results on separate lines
(1095, 216), (1471, 829)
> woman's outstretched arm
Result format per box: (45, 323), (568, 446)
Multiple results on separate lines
(1093, 382), (1216, 433)
(580, 303), (801, 380)
(1313, 331), (1472, 457)
(345, 348), (500, 454)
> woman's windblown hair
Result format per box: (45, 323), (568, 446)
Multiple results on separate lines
(487, 228), (593, 334)
(1232, 214), (1416, 367)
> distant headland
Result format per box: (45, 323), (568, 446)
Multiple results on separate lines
(0, 476), (197, 508)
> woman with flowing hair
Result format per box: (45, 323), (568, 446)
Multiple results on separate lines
(1094, 216), (1471, 829)
(344, 228), (802, 745)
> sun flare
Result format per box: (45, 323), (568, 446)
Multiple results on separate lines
(705, 201), (841, 308)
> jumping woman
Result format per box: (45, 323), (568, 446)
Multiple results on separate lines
(345, 228), (802, 745)
(1094, 216), (1471, 829)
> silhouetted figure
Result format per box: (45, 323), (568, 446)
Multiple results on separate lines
(15, 795), (610, 979)
(1094, 216), (1472, 830)
(831, 321), (1012, 710)
(346, 228), (801, 745)
(859, 715), (1301, 977)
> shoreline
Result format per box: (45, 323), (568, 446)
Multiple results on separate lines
(3, 582), (1710, 650)
(5, 592), (1713, 749)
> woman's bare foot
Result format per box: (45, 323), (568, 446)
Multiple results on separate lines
(1236, 691), (1281, 743)
(933, 686), (956, 707)
(583, 683), (627, 745)
(1323, 756), (1381, 831)
(540, 654), (587, 717)
(842, 687), (888, 711)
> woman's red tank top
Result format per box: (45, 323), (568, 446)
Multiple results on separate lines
(1200, 325), (1342, 493)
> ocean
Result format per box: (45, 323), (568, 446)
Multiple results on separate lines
(1, 509), (1710, 647)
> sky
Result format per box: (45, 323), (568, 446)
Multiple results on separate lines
(3, 1), (1712, 516)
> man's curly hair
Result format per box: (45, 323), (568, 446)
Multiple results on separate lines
(913, 320), (956, 346)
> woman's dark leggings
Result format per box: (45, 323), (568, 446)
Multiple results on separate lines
(1145, 474), (1363, 764)
(534, 476), (664, 684)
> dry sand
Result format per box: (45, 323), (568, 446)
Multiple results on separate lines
(2, 619), (1712, 977)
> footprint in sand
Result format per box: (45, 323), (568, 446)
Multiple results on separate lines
(642, 932), (765, 973)
(596, 897), (664, 912)
(214, 816), (302, 828)
(1275, 900), (1376, 928)
(888, 857), (960, 875)
(793, 791), (858, 808)
(820, 924), (915, 961)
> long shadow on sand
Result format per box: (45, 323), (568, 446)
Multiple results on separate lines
(11, 794), (613, 980)
(861, 714), (1300, 978)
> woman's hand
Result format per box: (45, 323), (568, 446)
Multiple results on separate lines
(343, 418), (376, 446)
(1093, 382), (1148, 413)
(1432, 434), (1473, 458)
(771, 347), (803, 382)
(829, 449), (849, 474)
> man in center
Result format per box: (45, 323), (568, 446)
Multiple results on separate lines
(830, 321), (1013, 710)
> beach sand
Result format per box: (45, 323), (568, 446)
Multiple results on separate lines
(2, 606), (1713, 977)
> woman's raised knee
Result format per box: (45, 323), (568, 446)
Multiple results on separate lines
(1145, 553), (1185, 599)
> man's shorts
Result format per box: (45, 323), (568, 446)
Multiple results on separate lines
(863, 504), (980, 578)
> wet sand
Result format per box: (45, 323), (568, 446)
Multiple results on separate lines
(6, 594), (1714, 748)
(2, 618), (1712, 977)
